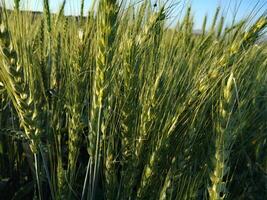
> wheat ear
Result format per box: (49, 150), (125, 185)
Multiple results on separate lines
(89, 0), (118, 198)
(209, 73), (236, 200)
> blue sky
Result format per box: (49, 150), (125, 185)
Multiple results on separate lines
(190, 0), (267, 29)
(2, 0), (267, 29)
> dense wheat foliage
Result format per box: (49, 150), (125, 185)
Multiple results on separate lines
(0, 0), (267, 199)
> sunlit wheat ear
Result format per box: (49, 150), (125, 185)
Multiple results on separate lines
(0, 1), (266, 199)
(43, 0), (51, 33)
(229, 17), (267, 55)
(51, 33), (61, 90)
(89, 0), (118, 158)
(137, 5), (173, 134)
(0, 23), (41, 153)
(242, 17), (267, 47)
(209, 73), (236, 200)
(88, 0), (119, 198)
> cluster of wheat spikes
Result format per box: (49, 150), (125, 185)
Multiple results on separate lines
(0, 0), (267, 199)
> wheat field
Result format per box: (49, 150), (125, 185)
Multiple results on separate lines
(0, 0), (266, 199)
